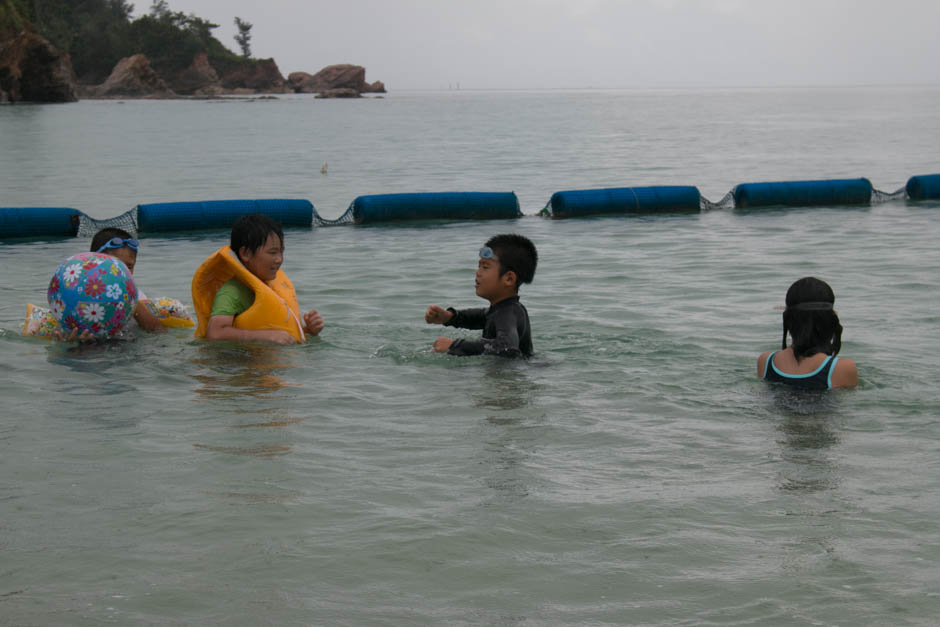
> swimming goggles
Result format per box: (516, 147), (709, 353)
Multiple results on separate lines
(480, 246), (517, 274)
(96, 237), (139, 253)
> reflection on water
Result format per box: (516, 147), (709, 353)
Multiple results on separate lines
(471, 362), (545, 502)
(770, 388), (842, 494)
(43, 342), (142, 428)
(471, 359), (543, 412)
(189, 344), (304, 459)
(481, 432), (532, 501)
(44, 339), (138, 390)
(190, 342), (297, 401)
(764, 388), (847, 576)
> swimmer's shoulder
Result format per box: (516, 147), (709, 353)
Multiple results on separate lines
(756, 350), (774, 377)
(830, 356), (858, 388)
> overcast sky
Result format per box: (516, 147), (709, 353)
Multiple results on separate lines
(149, 0), (940, 90)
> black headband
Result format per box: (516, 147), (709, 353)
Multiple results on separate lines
(786, 301), (833, 311)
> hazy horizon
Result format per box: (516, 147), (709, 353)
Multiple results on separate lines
(135, 0), (940, 90)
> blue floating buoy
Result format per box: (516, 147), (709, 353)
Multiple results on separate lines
(0, 207), (83, 240)
(733, 178), (873, 208)
(545, 186), (701, 219)
(905, 174), (940, 200)
(136, 199), (314, 233)
(350, 192), (521, 224)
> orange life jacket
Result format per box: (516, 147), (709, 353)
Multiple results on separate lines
(191, 245), (305, 342)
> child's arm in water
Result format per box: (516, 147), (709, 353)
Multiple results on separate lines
(134, 301), (167, 333)
(426, 304), (489, 354)
(425, 305), (488, 328)
(205, 314), (296, 345)
(426, 304), (524, 356)
(303, 309), (325, 336)
(756, 351), (771, 377)
(426, 305), (455, 352)
(425, 305), (454, 326)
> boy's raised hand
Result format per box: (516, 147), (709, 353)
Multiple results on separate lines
(304, 309), (324, 336)
(425, 305), (453, 325)
(432, 337), (455, 353)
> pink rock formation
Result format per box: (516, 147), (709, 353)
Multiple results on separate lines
(288, 64), (386, 94)
(171, 52), (221, 95)
(89, 54), (174, 98)
(216, 58), (288, 93)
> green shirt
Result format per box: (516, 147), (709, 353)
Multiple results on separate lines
(210, 278), (255, 317)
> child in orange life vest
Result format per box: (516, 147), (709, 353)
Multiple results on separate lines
(202, 214), (323, 344)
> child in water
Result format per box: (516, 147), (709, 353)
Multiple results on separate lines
(425, 233), (537, 357)
(757, 276), (857, 389)
(51, 228), (165, 341)
(90, 228), (165, 333)
(199, 214), (324, 344)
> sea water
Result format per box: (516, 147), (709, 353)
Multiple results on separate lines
(1, 88), (939, 625)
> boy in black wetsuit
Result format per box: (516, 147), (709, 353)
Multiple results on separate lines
(425, 234), (537, 358)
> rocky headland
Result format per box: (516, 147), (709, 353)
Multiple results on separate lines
(1, 21), (386, 102)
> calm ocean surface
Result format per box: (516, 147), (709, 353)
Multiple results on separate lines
(1, 88), (939, 625)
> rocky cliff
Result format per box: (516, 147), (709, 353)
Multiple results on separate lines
(0, 29), (76, 103)
(169, 51), (221, 96)
(162, 54), (288, 95)
(213, 57), (288, 94)
(1, 31), (385, 102)
(81, 53), (290, 98)
(1, 0), (387, 102)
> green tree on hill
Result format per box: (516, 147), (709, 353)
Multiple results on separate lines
(1, 0), (255, 84)
(69, 0), (135, 82)
(233, 16), (250, 58)
(0, 0), (31, 39)
(3, 0), (135, 81)
(125, 0), (224, 78)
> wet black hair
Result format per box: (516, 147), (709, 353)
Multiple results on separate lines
(782, 277), (843, 359)
(485, 233), (538, 289)
(90, 227), (134, 253)
(230, 214), (284, 256)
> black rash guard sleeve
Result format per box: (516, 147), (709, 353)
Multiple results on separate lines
(447, 301), (526, 358)
(444, 307), (487, 330)
(447, 337), (486, 356)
